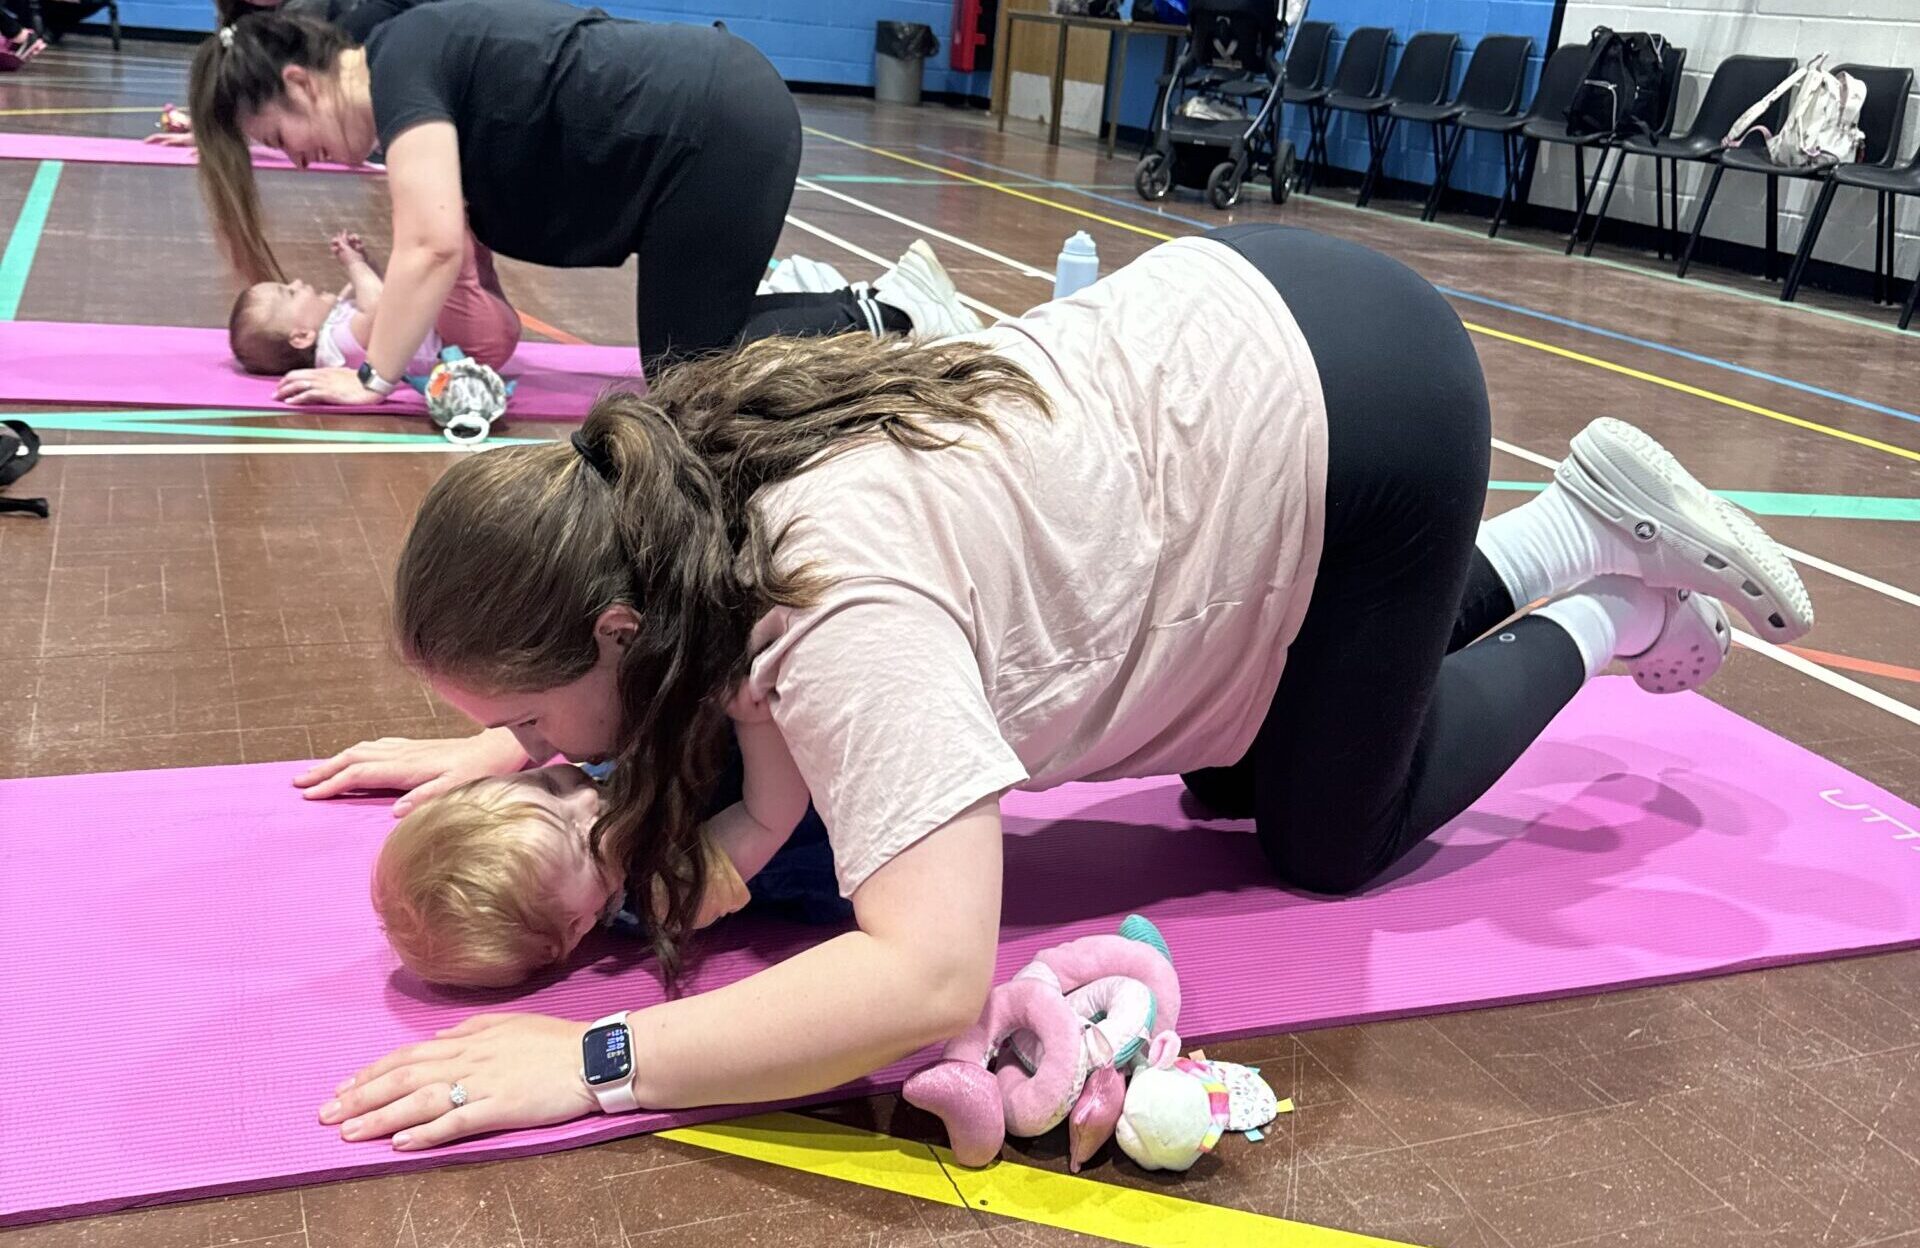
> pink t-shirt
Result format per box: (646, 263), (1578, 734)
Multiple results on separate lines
(313, 299), (442, 375)
(747, 237), (1330, 896)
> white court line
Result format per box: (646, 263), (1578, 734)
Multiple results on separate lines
(794, 178), (1055, 281)
(1732, 631), (1920, 728)
(783, 214), (1011, 323)
(1492, 437), (1920, 612)
(791, 181), (1920, 729)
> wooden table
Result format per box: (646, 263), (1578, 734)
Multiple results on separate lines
(989, 11), (1187, 157)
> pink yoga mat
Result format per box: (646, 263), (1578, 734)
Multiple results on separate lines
(3, 678), (1918, 1225)
(0, 132), (373, 175)
(0, 321), (642, 418)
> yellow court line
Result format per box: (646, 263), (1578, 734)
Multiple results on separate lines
(1466, 323), (1920, 464)
(663, 1111), (1422, 1248)
(804, 125), (1920, 467)
(0, 106), (160, 117)
(805, 125), (1177, 241)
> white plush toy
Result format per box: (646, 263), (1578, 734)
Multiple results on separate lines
(1114, 1056), (1284, 1172)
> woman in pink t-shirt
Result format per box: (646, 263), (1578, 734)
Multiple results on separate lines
(298, 226), (1812, 1150)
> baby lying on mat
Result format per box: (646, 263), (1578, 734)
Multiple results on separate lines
(229, 230), (521, 378)
(372, 717), (841, 988)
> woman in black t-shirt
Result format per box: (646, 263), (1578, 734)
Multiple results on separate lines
(188, 0), (974, 404)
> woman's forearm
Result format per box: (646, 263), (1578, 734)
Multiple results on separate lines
(627, 928), (980, 1109)
(364, 243), (460, 382)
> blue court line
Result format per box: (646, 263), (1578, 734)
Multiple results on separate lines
(0, 160), (63, 321)
(909, 143), (1920, 432)
(21, 413), (540, 444)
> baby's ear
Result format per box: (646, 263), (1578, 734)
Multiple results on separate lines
(288, 327), (316, 350)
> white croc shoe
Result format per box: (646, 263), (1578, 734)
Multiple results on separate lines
(872, 240), (983, 341)
(1555, 417), (1813, 643)
(1628, 589), (1731, 694)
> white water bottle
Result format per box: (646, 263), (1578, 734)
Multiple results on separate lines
(1053, 231), (1099, 299)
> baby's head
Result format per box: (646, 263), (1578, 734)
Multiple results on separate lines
(228, 278), (335, 374)
(371, 764), (621, 988)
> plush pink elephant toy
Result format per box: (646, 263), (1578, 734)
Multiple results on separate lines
(903, 915), (1179, 1170)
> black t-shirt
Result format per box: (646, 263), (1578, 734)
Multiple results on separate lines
(365, 0), (749, 268)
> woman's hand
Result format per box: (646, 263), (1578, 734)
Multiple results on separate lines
(142, 132), (197, 148)
(277, 366), (385, 406)
(321, 1014), (598, 1151)
(293, 729), (530, 816)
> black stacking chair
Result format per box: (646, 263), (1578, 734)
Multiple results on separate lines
(1794, 142), (1920, 329)
(1673, 57), (1819, 279)
(1544, 41), (1689, 255)
(1777, 66), (1914, 311)
(1389, 34), (1533, 223)
(1298, 26), (1393, 195)
(1326, 30), (1458, 207)
(1482, 45), (1590, 238)
(1272, 21), (1333, 195)
(1584, 55), (1796, 271)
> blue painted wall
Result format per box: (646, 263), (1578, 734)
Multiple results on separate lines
(113, 0), (991, 97)
(1113, 0), (1561, 198)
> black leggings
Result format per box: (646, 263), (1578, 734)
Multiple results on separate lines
(1184, 226), (1585, 895)
(635, 40), (898, 364)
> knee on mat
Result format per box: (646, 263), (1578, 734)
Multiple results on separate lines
(1180, 767), (1254, 820)
(1260, 844), (1381, 898)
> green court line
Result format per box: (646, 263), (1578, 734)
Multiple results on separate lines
(1489, 480), (1920, 522)
(21, 413), (540, 445)
(2, 408), (288, 423)
(0, 160), (63, 321)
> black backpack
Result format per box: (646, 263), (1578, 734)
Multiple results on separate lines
(0, 420), (48, 518)
(1566, 27), (1669, 141)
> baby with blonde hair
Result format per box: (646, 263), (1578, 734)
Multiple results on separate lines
(373, 716), (809, 988)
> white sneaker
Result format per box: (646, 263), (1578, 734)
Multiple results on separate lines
(757, 255), (851, 297)
(1554, 417), (1813, 643)
(1627, 589), (1731, 694)
(872, 240), (983, 341)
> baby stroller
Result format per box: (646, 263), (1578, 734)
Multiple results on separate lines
(1135, 0), (1306, 209)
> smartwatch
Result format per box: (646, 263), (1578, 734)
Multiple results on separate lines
(581, 1011), (638, 1112)
(356, 360), (398, 397)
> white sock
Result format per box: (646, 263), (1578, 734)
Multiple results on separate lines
(1535, 576), (1666, 680)
(1478, 481), (1641, 607)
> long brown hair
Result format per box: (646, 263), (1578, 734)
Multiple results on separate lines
(189, 7), (352, 284)
(393, 333), (1050, 975)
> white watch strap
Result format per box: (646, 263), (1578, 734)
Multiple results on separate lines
(587, 1011), (638, 1113)
(363, 368), (398, 397)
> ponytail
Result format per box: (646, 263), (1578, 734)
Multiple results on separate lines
(393, 335), (1050, 977)
(188, 10), (352, 284)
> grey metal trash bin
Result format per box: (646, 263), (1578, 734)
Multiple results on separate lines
(874, 21), (938, 106)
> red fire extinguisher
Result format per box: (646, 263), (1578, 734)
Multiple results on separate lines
(951, 0), (997, 72)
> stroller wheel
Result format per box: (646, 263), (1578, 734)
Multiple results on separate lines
(1134, 153), (1172, 202)
(1207, 160), (1242, 210)
(1270, 146), (1297, 205)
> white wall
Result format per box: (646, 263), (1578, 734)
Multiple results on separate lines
(1544, 1), (1920, 278)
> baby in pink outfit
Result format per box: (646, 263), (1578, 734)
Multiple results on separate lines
(228, 230), (522, 377)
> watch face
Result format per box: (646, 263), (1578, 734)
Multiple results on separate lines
(582, 1023), (633, 1086)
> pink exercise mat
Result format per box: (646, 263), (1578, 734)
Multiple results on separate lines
(0, 321), (642, 418)
(0, 132), (373, 175)
(3, 678), (1918, 1225)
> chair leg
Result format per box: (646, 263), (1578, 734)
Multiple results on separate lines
(1764, 175), (1779, 282)
(1358, 114), (1395, 207)
(109, 0), (119, 50)
(1302, 105), (1329, 193)
(1784, 180), (1837, 303)
(1565, 144), (1609, 255)
(1677, 162), (1725, 279)
(1422, 121), (1452, 222)
(1669, 159), (1680, 261)
(1584, 148), (1628, 258)
(1654, 155), (1666, 259)
(1491, 136), (1534, 239)
(1875, 193), (1889, 303)
(1901, 250), (1919, 331)
(1488, 135), (1519, 237)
